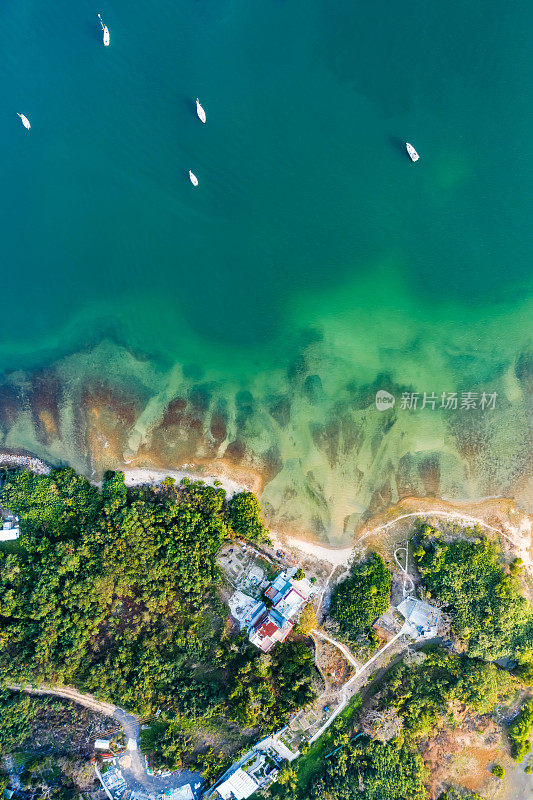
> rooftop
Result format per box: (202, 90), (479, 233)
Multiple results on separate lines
(397, 597), (441, 639)
(216, 767), (258, 800)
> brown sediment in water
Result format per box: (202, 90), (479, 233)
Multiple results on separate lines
(210, 412), (227, 442)
(80, 383), (143, 471)
(0, 335), (529, 544)
(29, 370), (61, 445)
(0, 383), (23, 430)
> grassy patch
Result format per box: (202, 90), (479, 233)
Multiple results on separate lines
(292, 693), (362, 793)
(0, 539), (24, 555)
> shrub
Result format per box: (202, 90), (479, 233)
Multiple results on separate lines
(330, 554), (391, 635)
(296, 605), (318, 636)
(227, 492), (271, 545)
(509, 698), (533, 762)
(511, 738), (532, 762)
(492, 764), (505, 778)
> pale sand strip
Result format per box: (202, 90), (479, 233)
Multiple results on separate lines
(271, 531), (354, 567)
(122, 467), (245, 499)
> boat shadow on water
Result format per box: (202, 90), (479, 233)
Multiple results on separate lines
(389, 135), (410, 159)
(178, 94), (199, 120)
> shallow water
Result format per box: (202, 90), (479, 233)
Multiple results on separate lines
(0, 0), (531, 541)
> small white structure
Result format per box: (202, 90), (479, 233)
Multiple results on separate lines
(229, 590), (264, 629)
(216, 768), (258, 800)
(98, 13), (110, 46)
(0, 516), (20, 541)
(406, 142), (419, 162)
(94, 739), (111, 750)
(196, 98), (206, 124)
(127, 738), (137, 751)
(163, 786), (194, 800)
(273, 587), (306, 619)
(397, 597), (440, 639)
(17, 113), (31, 130)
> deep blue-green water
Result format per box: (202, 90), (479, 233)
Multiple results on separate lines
(0, 0), (531, 539)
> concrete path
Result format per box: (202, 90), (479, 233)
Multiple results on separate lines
(308, 628), (405, 743)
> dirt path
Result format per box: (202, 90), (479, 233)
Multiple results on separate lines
(275, 497), (532, 573)
(309, 629), (405, 743)
(9, 683), (117, 717)
(311, 629), (361, 670)
(9, 684), (202, 795)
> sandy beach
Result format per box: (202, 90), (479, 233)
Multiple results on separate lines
(270, 530), (355, 567)
(1, 449), (531, 575)
(122, 467), (247, 499)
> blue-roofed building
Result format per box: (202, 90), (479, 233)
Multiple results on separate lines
(245, 570), (315, 653)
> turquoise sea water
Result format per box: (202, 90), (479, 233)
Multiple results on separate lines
(0, 0), (531, 540)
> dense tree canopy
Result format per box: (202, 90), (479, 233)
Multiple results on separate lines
(413, 532), (532, 661)
(377, 649), (515, 738)
(0, 468), (317, 773)
(0, 690), (39, 754)
(227, 491), (271, 545)
(508, 697), (533, 761)
(309, 737), (428, 800)
(330, 554), (391, 635)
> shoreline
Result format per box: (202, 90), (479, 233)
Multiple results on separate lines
(0, 450), (51, 476)
(0, 449), (530, 571)
(122, 467), (247, 499)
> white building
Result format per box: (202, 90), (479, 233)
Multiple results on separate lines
(228, 590), (265, 630)
(95, 739), (111, 750)
(397, 597), (440, 639)
(215, 768), (259, 800)
(255, 735), (299, 763)
(0, 517), (19, 541)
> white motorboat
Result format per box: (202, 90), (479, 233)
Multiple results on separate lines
(98, 13), (110, 46)
(406, 142), (419, 162)
(17, 113), (31, 130)
(189, 170), (199, 186)
(196, 98), (206, 123)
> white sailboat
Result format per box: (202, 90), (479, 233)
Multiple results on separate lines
(196, 98), (206, 124)
(98, 13), (110, 46)
(17, 113), (31, 130)
(189, 170), (199, 186)
(406, 142), (419, 162)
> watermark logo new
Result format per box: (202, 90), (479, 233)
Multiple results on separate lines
(375, 390), (395, 411)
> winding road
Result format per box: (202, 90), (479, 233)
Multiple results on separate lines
(8, 683), (202, 797)
(311, 629), (361, 670)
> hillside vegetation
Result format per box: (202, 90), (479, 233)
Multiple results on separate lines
(0, 468), (318, 774)
(330, 554), (391, 637)
(413, 527), (533, 668)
